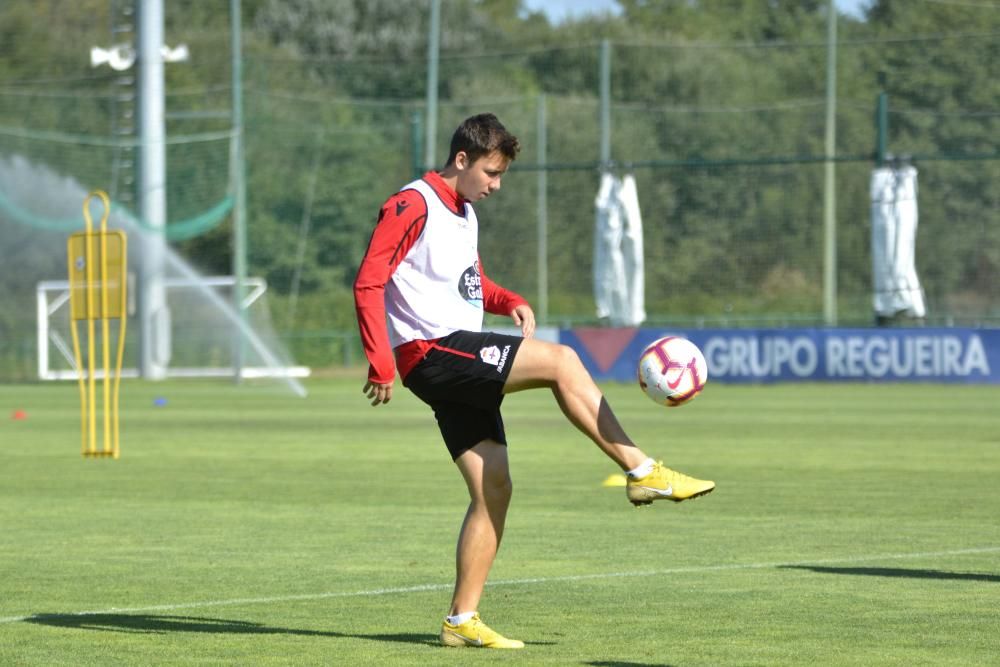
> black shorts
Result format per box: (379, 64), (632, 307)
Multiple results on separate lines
(402, 330), (524, 460)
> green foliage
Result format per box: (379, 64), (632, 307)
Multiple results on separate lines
(0, 0), (997, 380)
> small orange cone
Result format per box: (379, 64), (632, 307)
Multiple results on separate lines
(11, 409), (27, 421)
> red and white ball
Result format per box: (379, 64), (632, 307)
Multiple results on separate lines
(637, 336), (708, 407)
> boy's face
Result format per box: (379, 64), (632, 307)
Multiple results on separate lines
(454, 150), (511, 202)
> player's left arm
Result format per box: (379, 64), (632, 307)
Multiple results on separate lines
(480, 257), (535, 339)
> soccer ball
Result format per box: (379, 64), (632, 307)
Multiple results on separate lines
(637, 336), (708, 407)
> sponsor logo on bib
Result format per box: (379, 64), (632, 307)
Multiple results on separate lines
(458, 262), (483, 305)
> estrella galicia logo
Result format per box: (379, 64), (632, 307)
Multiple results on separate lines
(458, 261), (483, 305)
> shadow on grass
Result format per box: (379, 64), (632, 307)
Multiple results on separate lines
(24, 613), (436, 645)
(586, 662), (676, 667)
(780, 566), (1000, 582)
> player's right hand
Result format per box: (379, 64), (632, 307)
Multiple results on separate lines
(363, 380), (393, 406)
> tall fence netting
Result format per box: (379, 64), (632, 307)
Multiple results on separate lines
(1, 1), (997, 379)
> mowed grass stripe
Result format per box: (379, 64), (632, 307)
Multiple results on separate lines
(2, 545), (997, 625)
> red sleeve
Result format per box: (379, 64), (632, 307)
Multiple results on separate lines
(353, 189), (427, 383)
(479, 255), (529, 317)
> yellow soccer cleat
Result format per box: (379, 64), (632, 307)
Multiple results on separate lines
(440, 613), (525, 649)
(626, 461), (715, 506)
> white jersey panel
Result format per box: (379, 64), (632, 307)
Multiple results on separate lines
(386, 178), (484, 347)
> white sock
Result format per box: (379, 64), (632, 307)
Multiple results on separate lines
(627, 458), (656, 479)
(446, 611), (476, 625)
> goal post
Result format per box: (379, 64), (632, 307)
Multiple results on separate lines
(37, 275), (309, 381)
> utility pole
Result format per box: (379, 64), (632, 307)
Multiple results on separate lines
(599, 39), (611, 170)
(424, 0), (441, 170)
(536, 94), (549, 324)
(822, 0), (838, 326)
(230, 0), (248, 382)
(137, 0), (170, 379)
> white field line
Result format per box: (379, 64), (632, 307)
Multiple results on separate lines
(2, 546), (998, 626)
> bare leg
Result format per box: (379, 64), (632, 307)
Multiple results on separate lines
(504, 338), (647, 471)
(449, 440), (512, 615)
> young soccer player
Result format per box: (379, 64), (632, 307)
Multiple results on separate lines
(354, 113), (714, 649)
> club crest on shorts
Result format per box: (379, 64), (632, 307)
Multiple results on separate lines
(479, 344), (512, 372)
(480, 345), (501, 365)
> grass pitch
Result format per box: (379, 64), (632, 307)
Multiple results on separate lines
(1, 377), (998, 666)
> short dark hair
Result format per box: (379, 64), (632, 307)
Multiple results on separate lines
(444, 113), (521, 167)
